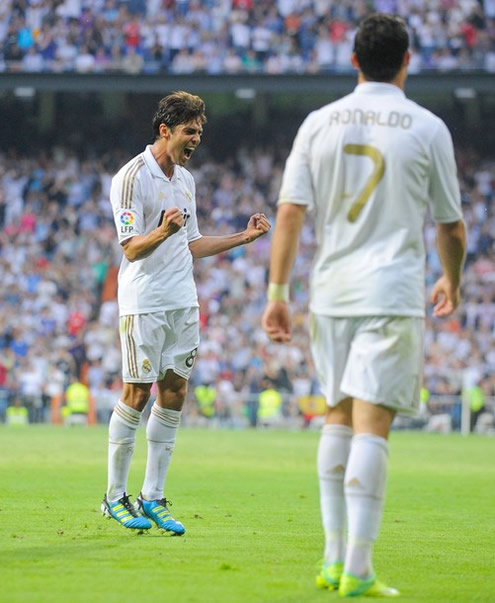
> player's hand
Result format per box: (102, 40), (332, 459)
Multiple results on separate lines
(245, 213), (271, 242)
(262, 301), (292, 343)
(431, 275), (460, 317)
(161, 207), (184, 237)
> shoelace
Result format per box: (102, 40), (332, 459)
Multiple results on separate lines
(156, 498), (172, 508)
(120, 494), (140, 517)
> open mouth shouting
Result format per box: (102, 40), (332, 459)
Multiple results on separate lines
(183, 146), (195, 161)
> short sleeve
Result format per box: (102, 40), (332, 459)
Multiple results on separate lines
(428, 120), (463, 223)
(110, 168), (145, 243)
(277, 114), (316, 211)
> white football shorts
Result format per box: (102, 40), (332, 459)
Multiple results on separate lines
(309, 313), (424, 415)
(119, 308), (200, 383)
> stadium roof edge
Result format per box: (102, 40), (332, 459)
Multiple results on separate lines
(0, 72), (494, 95)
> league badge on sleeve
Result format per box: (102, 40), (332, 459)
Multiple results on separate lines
(120, 210), (135, 234)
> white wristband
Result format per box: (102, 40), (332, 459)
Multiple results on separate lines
(267, 282), (289, 303)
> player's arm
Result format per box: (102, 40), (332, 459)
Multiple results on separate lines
(436, 220), (466, 288)
(431, 219), (466, 317)
(188, 213), (270, 259)
(427, 120), (466, 317)
(121, 207), (184, 262)
(261, 203), (306, 342)
(267, 203), (306, 284)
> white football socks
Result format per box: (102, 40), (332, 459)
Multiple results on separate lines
(107, 400), (142, 502)
(141, 404), (181, 501)
(344, 433), (389, 579)
(318, 424), (353, 564)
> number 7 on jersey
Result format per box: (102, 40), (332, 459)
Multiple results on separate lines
(344, 144), (385, 222)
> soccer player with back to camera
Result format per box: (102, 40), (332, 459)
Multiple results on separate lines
(262, 14), (466, 598)
(103, 91), (270, 534)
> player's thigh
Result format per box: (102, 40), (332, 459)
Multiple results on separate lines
(159, 307), (200, 381)
(119, 313), (167, 384)
(309, 313), (354, 408)
(342, 316), (424, 414)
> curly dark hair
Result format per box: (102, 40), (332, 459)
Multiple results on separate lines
(152, 91), (207, 140)
(353, 14), (409, 82)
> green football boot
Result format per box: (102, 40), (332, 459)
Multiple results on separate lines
(316, 561), (344, 590)
(339, 572), (400, 597)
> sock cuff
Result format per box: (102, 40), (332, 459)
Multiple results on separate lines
(114, 400), (141, 427)
(322, 424), (353, 438)
(151, 403), (181, 428)
(347, 535), (374, 548)
(352, 433), (388, 454)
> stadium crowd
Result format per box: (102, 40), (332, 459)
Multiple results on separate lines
(1, 0), (494, 75)
(0, 136), (495, 426)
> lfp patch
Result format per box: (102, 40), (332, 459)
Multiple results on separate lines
(120, 211), (135, 233)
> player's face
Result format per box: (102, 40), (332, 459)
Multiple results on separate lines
(168, 118), (203, 167)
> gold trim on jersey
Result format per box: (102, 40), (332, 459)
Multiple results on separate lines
(123, 315), (138, 379)
(121, 156), (145, 209)
(344, 144), (385, 222)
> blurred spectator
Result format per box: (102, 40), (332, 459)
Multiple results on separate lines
(6, 396), (29, 426)
(0, 136), (494, 426)
(62, 375), (90, 426)
(257, 378), (283, 427)
(92, 378), (118, 424)
(0, 1), (493, 74)
(465, 380), (487, 431)
(194, 382), (217, 419)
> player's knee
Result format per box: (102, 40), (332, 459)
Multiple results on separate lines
(163, 375), (188, 400)
(122, 383), (152, 410)
(169, 381), (187, 405)
(135, 392), (152, 409)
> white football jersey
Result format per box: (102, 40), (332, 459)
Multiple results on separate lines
(110, 145), (202, 315)
(278, 82), (463, 317)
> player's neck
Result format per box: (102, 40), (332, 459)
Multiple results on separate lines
(150, 141), (175, 179)
(357, 68), (407, 91)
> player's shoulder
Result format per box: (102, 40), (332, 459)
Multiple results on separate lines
(406, 98), (456, 148)
(311, 95), (352, 118)
(113, 152), (147, 183)
(402, 96), (448, 130)
(296, 106), (329, 139)
(301, 93), (354, 128)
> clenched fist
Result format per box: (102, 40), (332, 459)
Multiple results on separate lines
(161, 207), (184, 237)
(245, 213), (271, 242)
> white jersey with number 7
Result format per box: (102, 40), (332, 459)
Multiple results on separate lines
(278, 82), (463, 318)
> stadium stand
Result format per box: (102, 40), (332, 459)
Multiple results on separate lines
(0, 0), (494, 75)
(0, 138), (494, 429)
(0, 1), (494, 430)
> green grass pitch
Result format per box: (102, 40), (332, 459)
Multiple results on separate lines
(1, 426), (494, 602)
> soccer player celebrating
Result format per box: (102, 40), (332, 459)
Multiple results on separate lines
(262, 14), (466, 598)
(103, 91), (270, 534)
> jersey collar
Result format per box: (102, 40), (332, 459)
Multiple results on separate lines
(354, 82), (406, 98)
(143, 144), (178, 182)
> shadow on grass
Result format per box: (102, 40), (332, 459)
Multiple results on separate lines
(2, 527), (187, 567)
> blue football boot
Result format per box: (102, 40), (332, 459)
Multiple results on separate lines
(101, 493), (152, 531)
(136, 492), (186, 535)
